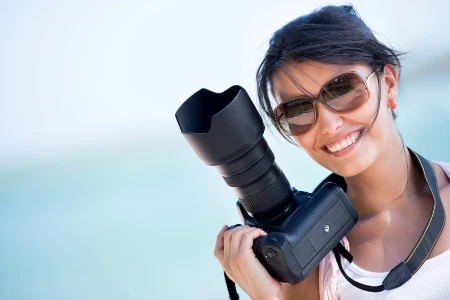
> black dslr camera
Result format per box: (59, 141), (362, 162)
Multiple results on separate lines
(175, 86), (358, 285)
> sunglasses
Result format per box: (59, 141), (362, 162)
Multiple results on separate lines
(274, 71), (376, 136)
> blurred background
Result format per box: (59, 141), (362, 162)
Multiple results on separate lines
(0, 0), (449, 299)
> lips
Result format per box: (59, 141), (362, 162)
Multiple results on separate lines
(326, 131), (360, 152)
(321, 129), (363, 153)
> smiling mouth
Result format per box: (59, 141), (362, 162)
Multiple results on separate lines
(322, 129), (364, 153)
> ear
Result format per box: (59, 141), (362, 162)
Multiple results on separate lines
(383, 65), (399, 107)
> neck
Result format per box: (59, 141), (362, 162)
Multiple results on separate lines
(345, 134), (426, 220)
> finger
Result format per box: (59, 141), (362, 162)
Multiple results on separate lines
(230, 226), (256, 262)
(239, 228), (267, 255)
(214, 225), (228, 264)
(223, 225), (250, 268)
(223, 226), (232, 268)
(215, 225), (228, 251)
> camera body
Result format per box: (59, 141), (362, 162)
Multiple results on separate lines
(176, 85), (358, 285)
(241, 183), (357, 284)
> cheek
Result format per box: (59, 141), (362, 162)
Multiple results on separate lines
(293, 134), (323, 163)
(292, 136), (309, 150)
(364, 91), (392, 137)
(292, 135), (317, 157)
(356, 91), (381, 121)
(370, 105), (394, 149)
(347, 88), (390, 136)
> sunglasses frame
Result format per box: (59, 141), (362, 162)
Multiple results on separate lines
(274, 71), (377, 136)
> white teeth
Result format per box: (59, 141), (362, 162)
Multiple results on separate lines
(326, 131), (361, 153)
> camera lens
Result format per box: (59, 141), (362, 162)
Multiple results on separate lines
(175, 86), (292, 220)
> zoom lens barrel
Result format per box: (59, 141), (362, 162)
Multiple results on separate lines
(175, 86), (293, 220)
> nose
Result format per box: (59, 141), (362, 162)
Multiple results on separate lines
(315, 102), (344, 135)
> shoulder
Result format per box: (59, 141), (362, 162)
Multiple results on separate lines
(428, 162), (450, 259)
(432, 161), (450, 198)
(430, 162), (450, 218)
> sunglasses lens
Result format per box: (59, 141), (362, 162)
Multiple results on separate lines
(274, 72), (372, 136)
(321, 73), (369, 112)
(275, 99), (315, 135)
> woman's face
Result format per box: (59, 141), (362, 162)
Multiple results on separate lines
(271, 62), (398, 177)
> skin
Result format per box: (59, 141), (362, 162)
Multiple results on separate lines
(214, 61), (450, 300)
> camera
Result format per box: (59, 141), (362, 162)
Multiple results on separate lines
(175, 85), (358, 284)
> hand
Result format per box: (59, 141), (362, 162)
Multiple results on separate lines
(214, 225), (284, 300)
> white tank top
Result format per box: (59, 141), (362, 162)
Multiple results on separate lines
(336, 161), (450, 299)
(336, 248), (450, 299)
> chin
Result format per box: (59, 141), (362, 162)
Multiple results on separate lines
(320, 135), (378, 178)
(332, 165), (365, 178)
(320, 154), (372, 178)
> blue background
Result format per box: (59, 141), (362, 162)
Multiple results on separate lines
(1, 1), (449, 299)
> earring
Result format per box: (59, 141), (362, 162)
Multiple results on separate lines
(388, 99), (397, 110)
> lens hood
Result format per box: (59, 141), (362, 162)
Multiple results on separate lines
(175, 85), (264, 166)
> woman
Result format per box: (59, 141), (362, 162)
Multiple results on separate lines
(213, 5), (450, 300)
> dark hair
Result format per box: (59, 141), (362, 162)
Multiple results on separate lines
(256, 5), (404, 143)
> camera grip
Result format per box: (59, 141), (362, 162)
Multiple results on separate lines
(251, 183), (358, 285)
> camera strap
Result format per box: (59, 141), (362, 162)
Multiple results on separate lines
(222, 149), (445, 298)
(323, 149), (446, 292)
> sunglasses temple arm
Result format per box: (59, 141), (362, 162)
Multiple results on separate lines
(367, 71), (376, 80)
